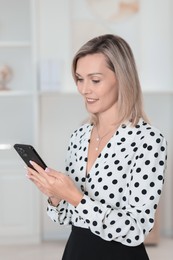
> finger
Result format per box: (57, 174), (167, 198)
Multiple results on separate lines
(29, 161), (45, 173)
(27, 164), (57, 189)
(27, 166), (37, 177)
(26, 166), (46, 185)
(29, 161), (51, 181)
(45, 168), (62, 179)
(26, 167), (41, 182)
(26, 175), (47, 194)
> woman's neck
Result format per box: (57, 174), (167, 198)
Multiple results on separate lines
(96, 113), (120, 131)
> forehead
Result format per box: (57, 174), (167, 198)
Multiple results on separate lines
(76, 53), (108, 73)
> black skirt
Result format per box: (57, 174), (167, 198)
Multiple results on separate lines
(62, 226), (150, 260)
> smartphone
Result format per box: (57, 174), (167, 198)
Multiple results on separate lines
(14, 144), (47, 170)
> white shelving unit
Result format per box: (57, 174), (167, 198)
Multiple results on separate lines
(0, 0), (40, 244)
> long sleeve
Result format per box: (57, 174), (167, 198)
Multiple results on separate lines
(47, 131), (78, 225)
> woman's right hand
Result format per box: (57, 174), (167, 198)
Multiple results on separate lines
(26, 163), (61, 205)
(26, 161), (83, 207)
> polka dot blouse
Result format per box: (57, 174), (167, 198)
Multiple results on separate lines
(47, 118), (167, 246)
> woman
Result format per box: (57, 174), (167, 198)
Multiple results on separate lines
(27, 34), (167, 260)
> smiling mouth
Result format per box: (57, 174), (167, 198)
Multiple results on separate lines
(86, 98), (98, 103)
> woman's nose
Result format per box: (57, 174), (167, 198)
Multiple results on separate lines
(81, 82), (92, 95)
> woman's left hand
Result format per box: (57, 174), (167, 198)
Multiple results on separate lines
(26, 161), (83, 207)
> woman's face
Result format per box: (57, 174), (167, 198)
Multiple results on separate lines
(75, 53), (118, 116)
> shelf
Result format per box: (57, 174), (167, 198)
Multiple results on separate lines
(0, 144), (12, 150)
(39, 90), (62, 96)
(0, 90), (35, 97)
(39, 90), (173, 96)
(143, 90), (173, 95)
(0, 0), (41, 245)
(0, 160), (23, 171)
(0, 42), (31, 48)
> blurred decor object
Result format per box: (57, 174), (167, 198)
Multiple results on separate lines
(0, 65), (13, 91)
(87, 0), (139, 22)
(0, 144), (12, 150)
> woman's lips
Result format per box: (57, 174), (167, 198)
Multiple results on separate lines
(86, 98), (98, 104)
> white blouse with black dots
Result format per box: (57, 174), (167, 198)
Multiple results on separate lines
(47, 119), (167, 247)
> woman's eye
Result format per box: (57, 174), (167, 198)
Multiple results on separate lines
(92, 80), (100, 84)
(76, 78), (83, 82)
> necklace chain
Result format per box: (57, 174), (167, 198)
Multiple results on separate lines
(95, 125), (117, 151)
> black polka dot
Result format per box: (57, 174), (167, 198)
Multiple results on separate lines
(141, 218), (145, 223)
(158, 175), (163, 180)
(114, 160), (120, 165)
(119, 188), (123, 193)
(130, 226), (135, 231)
(108, 233), (113, 239)
(125, 219), (130, 225)
(93, 206), (99, 212)
(109, 193), (115, 199)
(143, 175), (148, 180)
(150, 132), (155, 136)
(135, 235), (139, 240)
(159, 161), (164, 166)
(145, 209), (150, 214)
(147, 145), (153, 151)
(149, 218), (154, 223)
(95, 191), (99, 196)
(156, 138), (161, 143)
(145, 160), (150, 165)
(135, 197), (139, 202)
(83, 209), (88, 214)
(104, 153), (109, 158)
(134, 182), (139, 187)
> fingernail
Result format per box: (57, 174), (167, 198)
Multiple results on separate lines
(29, 160), (34, 165)
(45, 167), (50, 173)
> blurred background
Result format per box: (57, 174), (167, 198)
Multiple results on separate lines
(0, 0), (172, 259)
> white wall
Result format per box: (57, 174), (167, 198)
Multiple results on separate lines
(38, 0), (173, 93)
(38, 0), (74, 92)
(140, 0), (172, 91)
(143, 93), (173, 236)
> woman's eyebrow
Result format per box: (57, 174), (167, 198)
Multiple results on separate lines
(75, 72), (102, 77)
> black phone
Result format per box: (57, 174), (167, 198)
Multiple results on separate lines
(14, 144), (47, 170)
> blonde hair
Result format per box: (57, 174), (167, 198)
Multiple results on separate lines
(72, 34), (148, 126)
